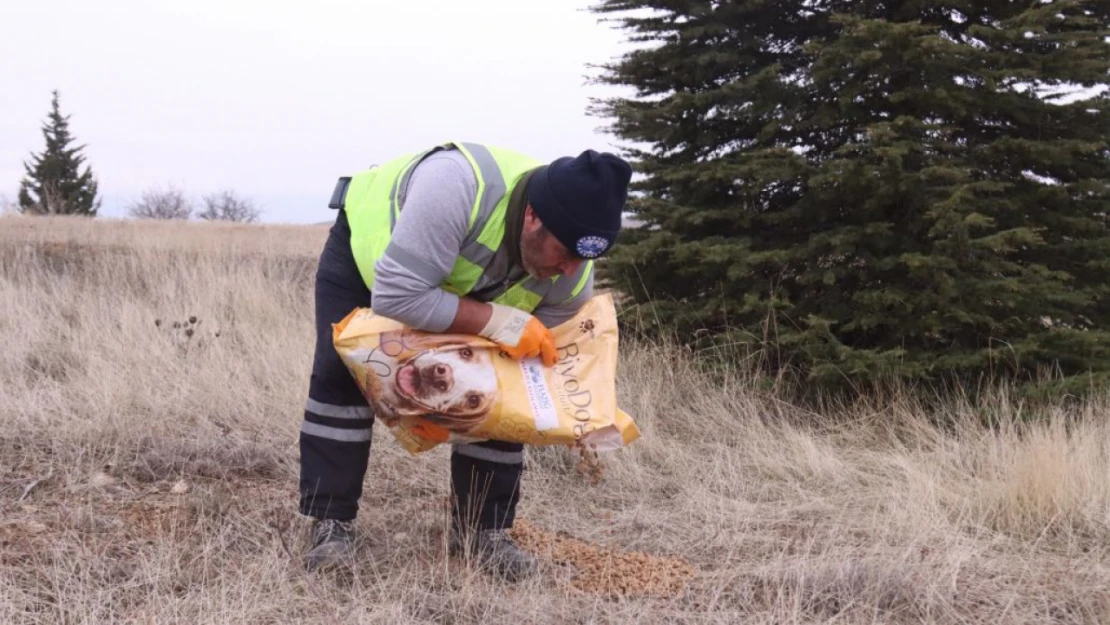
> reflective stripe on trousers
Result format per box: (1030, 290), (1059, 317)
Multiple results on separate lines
(299, 208), (525, 530)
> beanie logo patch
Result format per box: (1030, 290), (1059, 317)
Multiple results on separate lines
(576, 236), (609, 259)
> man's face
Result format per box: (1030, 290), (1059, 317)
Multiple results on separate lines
(520, 206), (586, 280)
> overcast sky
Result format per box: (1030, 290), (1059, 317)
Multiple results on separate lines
(1, 0), (640, 224)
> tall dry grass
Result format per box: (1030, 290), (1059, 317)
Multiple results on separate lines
(2, 213), (1110, 624)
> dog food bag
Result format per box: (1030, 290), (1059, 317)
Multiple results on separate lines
(332, 292), (639, 455)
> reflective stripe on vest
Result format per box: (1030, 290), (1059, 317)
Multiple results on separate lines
(344, 141), (592, 313)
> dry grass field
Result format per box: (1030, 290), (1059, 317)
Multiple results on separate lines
(3, 213), (1110, 624)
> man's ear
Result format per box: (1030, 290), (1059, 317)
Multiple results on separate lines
(522, 205), (543, 233)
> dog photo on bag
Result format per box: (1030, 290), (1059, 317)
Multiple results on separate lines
(345, 328), (499, 436)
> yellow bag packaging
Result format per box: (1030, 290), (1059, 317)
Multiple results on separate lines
(332, 292), (639, 455)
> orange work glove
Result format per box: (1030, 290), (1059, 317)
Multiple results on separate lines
(411, 420), (451, 443)
(479, 302), (558, 366)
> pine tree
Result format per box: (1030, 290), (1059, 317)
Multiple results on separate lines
(589, 1), (1110, 395)
(18, 90), (100, 216)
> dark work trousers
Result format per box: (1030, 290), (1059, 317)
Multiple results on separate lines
(298, 209), (525, 531)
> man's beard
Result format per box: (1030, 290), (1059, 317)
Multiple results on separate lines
(520, 249), (556, 280)
(521, 254), (544, 279)
(519, 237), (542, 279)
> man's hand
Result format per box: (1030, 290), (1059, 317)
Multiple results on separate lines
(442, 298), (557, 366)
(478, 302), (557, 366)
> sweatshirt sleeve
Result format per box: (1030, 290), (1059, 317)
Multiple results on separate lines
(368, 151), (476, 331)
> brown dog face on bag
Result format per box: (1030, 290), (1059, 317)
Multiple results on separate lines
(350, 329), (499, 434)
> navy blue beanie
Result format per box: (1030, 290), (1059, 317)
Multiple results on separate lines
(527, 149), (632, 259)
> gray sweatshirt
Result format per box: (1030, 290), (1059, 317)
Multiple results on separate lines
(369, 148), (593, 331)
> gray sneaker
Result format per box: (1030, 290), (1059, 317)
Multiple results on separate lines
(305, 519), (355, 571)
(450, 528), (537, 582)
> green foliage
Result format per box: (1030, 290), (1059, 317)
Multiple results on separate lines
(18, 90), (100, 216)
(589, 0), (1110, 397)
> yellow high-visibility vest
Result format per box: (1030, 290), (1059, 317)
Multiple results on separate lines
(342, 141), (592, 312)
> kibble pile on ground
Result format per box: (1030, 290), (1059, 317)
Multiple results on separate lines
(510, 520), (696, 599)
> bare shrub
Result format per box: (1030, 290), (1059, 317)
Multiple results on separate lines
(197, 190), (260, 223)
(0, 194), (17, 215)
(17, 180), (73, 216)
(128, 185), (193, 220)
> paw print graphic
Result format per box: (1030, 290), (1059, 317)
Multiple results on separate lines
(579, 319), (596, 338)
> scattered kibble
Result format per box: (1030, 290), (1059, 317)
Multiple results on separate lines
(574, 443), (605, 485)
(510, 521), (695, 599)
